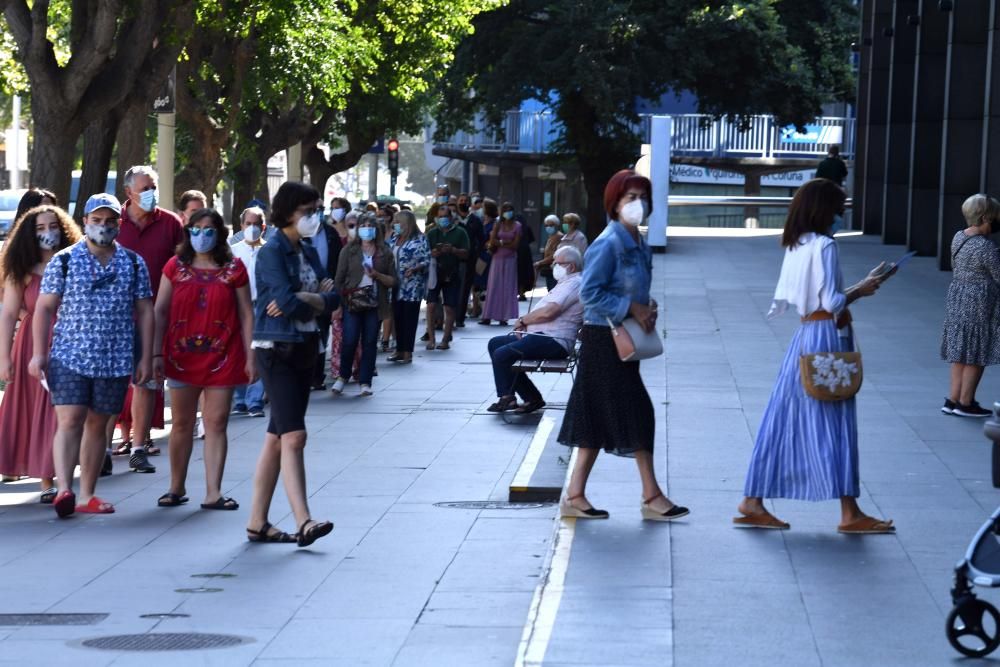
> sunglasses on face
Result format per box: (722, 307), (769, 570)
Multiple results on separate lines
(189, 227), (216, 237)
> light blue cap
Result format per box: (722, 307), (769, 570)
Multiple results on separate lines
(83, 193), (121, 216)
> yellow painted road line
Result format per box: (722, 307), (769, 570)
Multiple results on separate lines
(515, 448), (577, 667)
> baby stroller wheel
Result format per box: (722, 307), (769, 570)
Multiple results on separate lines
(946, 598), (1000, 658)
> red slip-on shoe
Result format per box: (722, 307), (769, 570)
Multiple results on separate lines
(54, 490), (76, 518)
(75, 496), (115, 514)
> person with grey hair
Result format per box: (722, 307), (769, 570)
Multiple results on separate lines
(113, 165), (184, 475)
(941, 193), (1000, 417)
(230, 206), (276, 246)
(486, 244), (584, 414)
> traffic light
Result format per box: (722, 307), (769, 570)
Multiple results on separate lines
(387, 138), (399, 176)
(387, 138), (399, 196)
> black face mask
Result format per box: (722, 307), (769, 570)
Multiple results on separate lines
(458, 204), (470, 214)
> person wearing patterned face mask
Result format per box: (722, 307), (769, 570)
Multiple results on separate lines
(30, 193), (155, 517)
(151, 208), (254, 512)
(0, 205), (80, 503)
(114, 165), (185, 475)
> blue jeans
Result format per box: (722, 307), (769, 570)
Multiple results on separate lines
(233, 378), (265, 410)
(488, 333), (567, 401)
(341, 308), (380, 385)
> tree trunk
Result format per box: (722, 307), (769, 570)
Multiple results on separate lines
(29, 115), (81, 207)
(115, 101), (149, 201)
(303, 143), (335, 194)
(231, 159), (264, 227)
(78, 109), (122, 222)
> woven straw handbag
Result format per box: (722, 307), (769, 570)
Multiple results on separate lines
(798, 330), (862, 401)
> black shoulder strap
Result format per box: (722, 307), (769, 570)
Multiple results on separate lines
(953, 234), (976, 265)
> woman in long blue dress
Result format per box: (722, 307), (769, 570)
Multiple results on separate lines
(736, 179), (894, 534)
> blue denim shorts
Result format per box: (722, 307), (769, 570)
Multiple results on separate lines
(47, 357), (130, 415)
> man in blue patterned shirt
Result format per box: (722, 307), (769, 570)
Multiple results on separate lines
(29, 193), (154, 518)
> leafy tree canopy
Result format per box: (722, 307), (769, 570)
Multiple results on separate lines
(435, 0), (857, 232)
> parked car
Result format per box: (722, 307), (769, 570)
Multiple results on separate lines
(0, 189), (27, 238)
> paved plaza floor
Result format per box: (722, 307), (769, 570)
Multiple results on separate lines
(0, 229), (996, 665)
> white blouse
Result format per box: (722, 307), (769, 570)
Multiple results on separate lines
(769, 233), (846, 319)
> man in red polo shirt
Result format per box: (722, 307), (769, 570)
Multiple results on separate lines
(113, 165), (184, 474)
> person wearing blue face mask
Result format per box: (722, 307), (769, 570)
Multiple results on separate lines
(389, 211), (430, 363)
(151, 208), (254, 512)
(331, 214), (397, 396)
(424, 207), (470, 350)
(115, 165), (185, 475)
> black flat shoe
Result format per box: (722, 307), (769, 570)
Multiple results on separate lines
(158, 492), (189, 507)
(487, 396), (517, 413)
(514, 399), (546, 414)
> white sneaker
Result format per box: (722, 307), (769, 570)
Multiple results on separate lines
(195, 416), (205, 439)
(359, 384), (373, 396)
(331, 378), (345, 395)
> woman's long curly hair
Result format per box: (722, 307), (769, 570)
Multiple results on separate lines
(1, 205), (81, 285)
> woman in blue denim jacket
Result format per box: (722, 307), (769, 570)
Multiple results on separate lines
(557, 170), (689, 522)
(246, 181), (339, 548)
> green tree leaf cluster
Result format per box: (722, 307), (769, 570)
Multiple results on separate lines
(436, 0), (857, 235)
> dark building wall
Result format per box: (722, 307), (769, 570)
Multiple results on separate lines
(857, 0), (1000, 270)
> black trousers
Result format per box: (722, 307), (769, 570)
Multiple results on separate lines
(457, 259), (478, 324)
(393, 299), (421, 353)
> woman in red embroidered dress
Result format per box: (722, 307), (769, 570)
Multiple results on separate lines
(152, 208), (255, 510)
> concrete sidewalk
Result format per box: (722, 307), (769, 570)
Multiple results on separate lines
(1, 229), (997, 666)
(522, 229), (1000, 667)
(0, 300), (572, 665)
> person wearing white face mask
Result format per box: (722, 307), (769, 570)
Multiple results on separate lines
(230, 207), (268, 417)
(331, 214), (396, 396)
(115, 165), (184, 475)
(0, 205), (80, 502)
(151, 208), (254, 511)
(487, 245), (584, 414)
(247, 181), (340, 547)
(557, 170), (689, 523)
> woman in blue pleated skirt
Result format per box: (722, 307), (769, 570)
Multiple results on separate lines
(736, 179), (895, 534)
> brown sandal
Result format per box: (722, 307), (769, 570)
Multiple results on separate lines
(837, 516), (894, 534)
(733, 511), (790, 530)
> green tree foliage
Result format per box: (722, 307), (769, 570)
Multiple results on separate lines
(0, 0), (195, 204)
(436, 0), (857, 234)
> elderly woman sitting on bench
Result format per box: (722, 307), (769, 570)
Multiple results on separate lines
(487, 245), (585, 414)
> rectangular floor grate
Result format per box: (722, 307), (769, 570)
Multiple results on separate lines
(0, 613), (108, 626)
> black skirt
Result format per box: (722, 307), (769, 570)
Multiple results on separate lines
(557, 325), (655, 457)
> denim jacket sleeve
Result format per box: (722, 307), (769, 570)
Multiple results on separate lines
(580, 235), (632, 324)
(255, 242), (315, 322)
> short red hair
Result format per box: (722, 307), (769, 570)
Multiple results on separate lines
(603, 169), (653, 221)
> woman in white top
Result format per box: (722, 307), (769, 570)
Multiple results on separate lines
(736, 179), (894, 535)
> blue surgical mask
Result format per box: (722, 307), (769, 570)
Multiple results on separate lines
(138, 188), (158, 212)
(189, 227), (217, 253)
(830, 214), (844, 235)
(437, 195), (449, 204)
(393, 223), (403, 235)
(437, 217), (452, 229)
(359, 227), (376, 241)
(502, 211), (514, 220)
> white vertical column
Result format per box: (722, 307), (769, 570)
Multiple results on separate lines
(157, 112), (175, 206)
(287, 142), (302, 182)
(648, 115), (671, 249)
(9, 95), (21, 189)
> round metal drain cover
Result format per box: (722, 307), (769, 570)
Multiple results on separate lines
(434, 501), (552, 510)
(81, 632), (248, 651)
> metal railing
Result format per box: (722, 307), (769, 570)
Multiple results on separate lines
(434, 111), (855, 159)
(668, 195), (854, 208)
